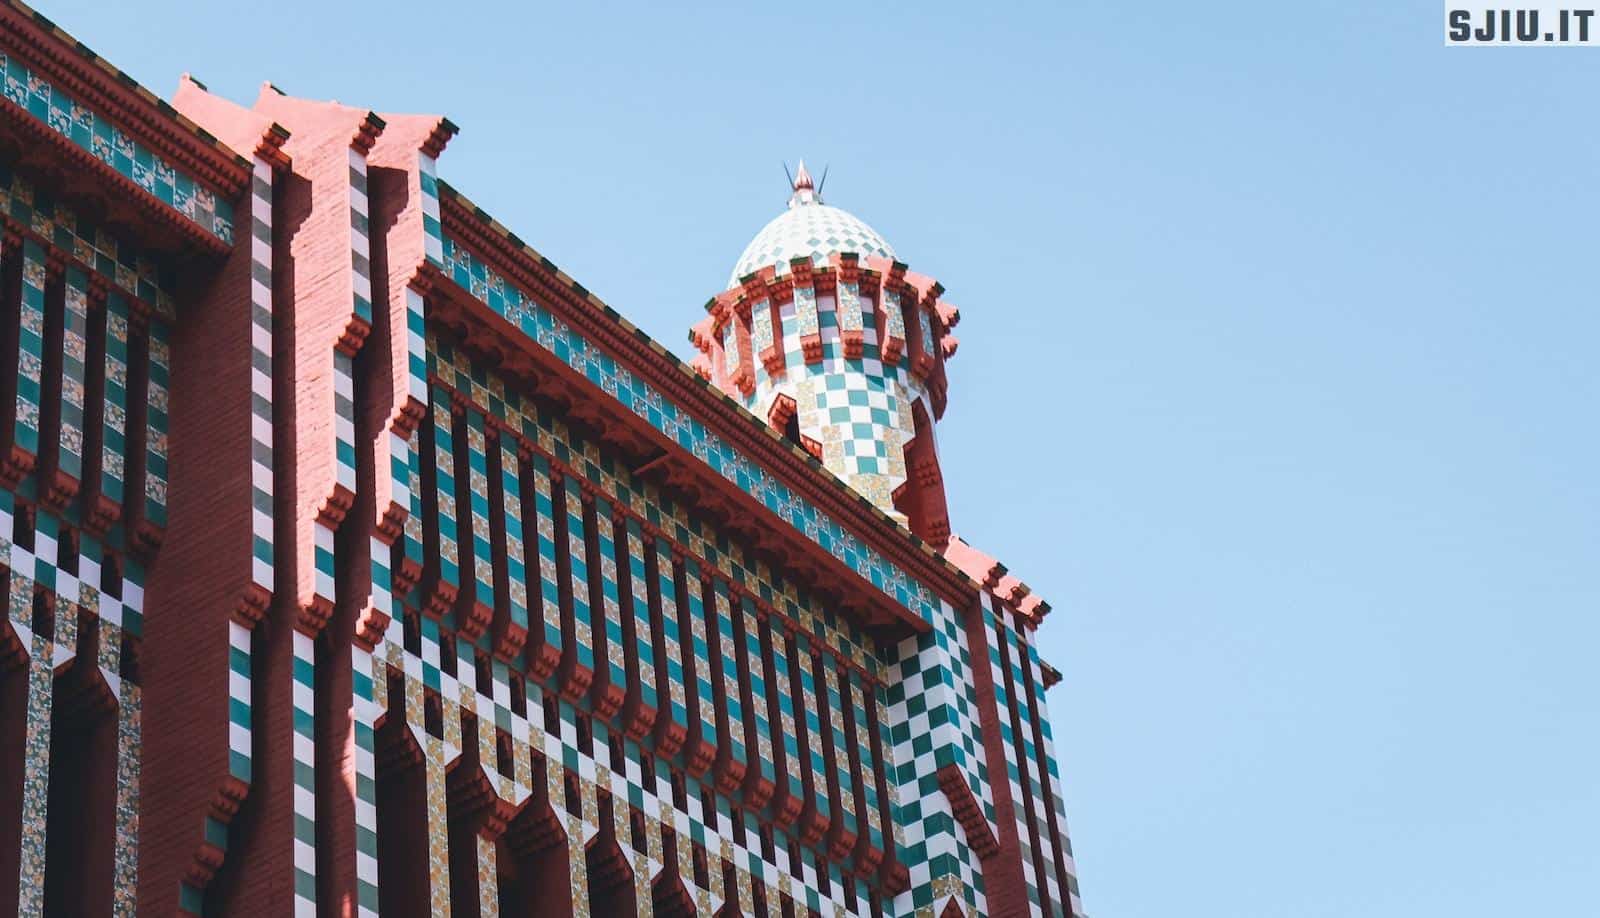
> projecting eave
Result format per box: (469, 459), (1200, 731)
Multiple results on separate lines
(942, 532), (1055, 628)
(0, 0), (252, 255)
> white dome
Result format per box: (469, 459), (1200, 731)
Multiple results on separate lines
(728, 163), (895, 287)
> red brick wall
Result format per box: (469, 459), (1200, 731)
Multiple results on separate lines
(137, 181), (260, 914)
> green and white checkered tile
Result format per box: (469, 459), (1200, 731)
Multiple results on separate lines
(709, 579), (746, 771)
(461, 409), (496, 621)
(622, 518), (657, 717)
(793, 628), (832, 829)
(847, 666), (885, 856)
(526, 451), (563, 668)
(560, 474), (596, 681)
(1, 498), (145, 915)
(822, 654), (858, 842)
(736, 594), (775, 800)
(1021, 622), (1083, 916)
(591, 497), (627, 701)
(396, 424), (425, 575)
(648, 533), (688, 735)
(291, 629), (318, 915)
(348, 147), (373, 329)
(440, 234), (942, 627)
(495, 422), (530, 647)
(419, 155), (443, 271)
(387, 586), (910, 913)
(885, 617), (986, 916)
(249, 156), (275, 596)
(333, 349), (358, 507)
(1028, 661), (1083, 916)
(427, 382), (462, 600)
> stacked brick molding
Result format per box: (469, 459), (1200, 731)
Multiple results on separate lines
(0, 4), (1087, 915)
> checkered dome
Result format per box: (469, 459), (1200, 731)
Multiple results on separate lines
(729, 200), (895, 288)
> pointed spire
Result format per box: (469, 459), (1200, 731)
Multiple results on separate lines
(788, 158), (821, 208)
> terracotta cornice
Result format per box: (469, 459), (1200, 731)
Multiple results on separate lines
(255, 122), (292, 172)
(420, 117), (458, 159)
(1040, 659), (1063, 689)
(0, 0), (250, 195)
(350, 111), (385, 155)
(0, 94), (231, 256)
(436, 182), (979, 614)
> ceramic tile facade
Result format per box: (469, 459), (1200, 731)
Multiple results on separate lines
(1, 494), (145, 917)
(0, 20), (1083, 912)
(0, 51), (233, 244)
(440, 235), (942, 629)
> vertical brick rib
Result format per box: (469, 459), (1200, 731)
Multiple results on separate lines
(553, 472), (593, 702)
(961, 594), (1028, 914)
(992, 597), (1051, 911)
(518, 450), (562, 682)
(1014, 614), (1076, 914)
(675, 556), (715, 777)
(644, 533), (684, 758)
(617, 516), (657, 741)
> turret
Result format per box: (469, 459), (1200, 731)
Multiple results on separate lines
(690, 163), (960, 543)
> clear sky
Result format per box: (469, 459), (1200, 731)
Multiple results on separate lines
(51, 1), (1598, 915)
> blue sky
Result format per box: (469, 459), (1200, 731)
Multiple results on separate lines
(55, 1), (1599, 914)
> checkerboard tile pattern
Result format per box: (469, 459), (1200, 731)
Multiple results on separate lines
(0, 172), (204, 916)
(0, 494), (144, 918)
(746, 284), (931, 521)
(372, 339), (1017, 913)
(440, 236), (942, 628)
(1020, 624), (1084, 917)
(885, 598), (992, 917)
(369, 617), (898, 918)
(55, 265), (89, 490)
(247, 156), (276, 600)
(984, 602), (1042, 914)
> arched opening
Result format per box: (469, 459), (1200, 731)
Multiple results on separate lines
(445, 712), (498, 917)
(585, 791), (636, 916)
(374, 669), (430, 918)
(650, 827), (696, 917)
(43, 627), (118, 916)
(711, 857), (741, 918)
(497, 750), (572, 918)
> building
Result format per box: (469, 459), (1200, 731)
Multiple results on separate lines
(0, 2), (1083, 915)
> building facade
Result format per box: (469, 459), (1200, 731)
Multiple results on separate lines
(0, 3), (1083, 915)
